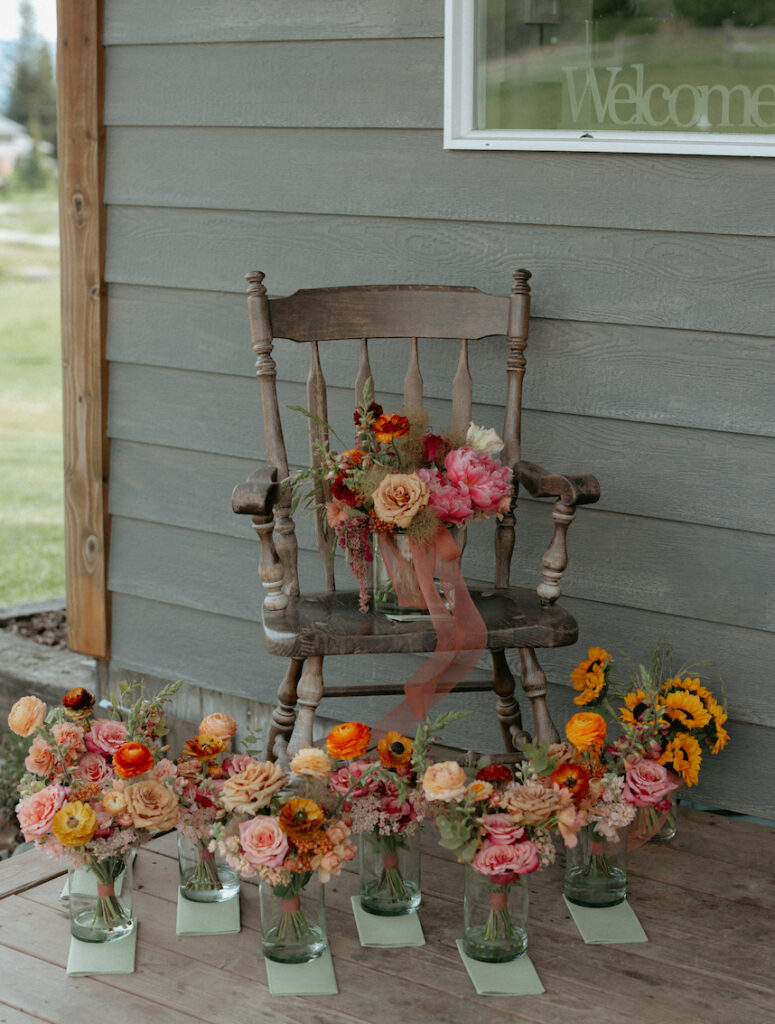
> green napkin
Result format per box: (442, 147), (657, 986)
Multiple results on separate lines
(350, 895), (425, 947)
(456, 940), (545, 996)
(176, 888), (240, 935)
(564, 896), (648, 944)
(66, 924), (137, 976)
(264, 945), (338, 996)
(61, 867), (127, 899)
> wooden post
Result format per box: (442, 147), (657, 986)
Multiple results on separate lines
(57, 0), (109, 657)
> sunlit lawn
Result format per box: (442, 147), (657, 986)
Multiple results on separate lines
(0, 194), (64, 606)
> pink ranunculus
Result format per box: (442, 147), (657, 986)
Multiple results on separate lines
(222, 753), (260, 777)
(623, 758), (682, 807)
(480, 813), (524, 845)
(24, 735), (58, 778)
(78, 751), (113, 786)
(84, 719), (128, 756)
(444, 447), (513, 516)
(418, 466), (474, 525)
(15, 784), (68, 841)
(239, 816), (289, 867)
(471, 840), (540, 882)
(51, 722), (86, 760)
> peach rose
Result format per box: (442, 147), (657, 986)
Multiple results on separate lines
(422, 761), (467, 802)
(221, 761), (286, 813)
(199, 712), (237, 741)
(239, 816), (288, 867)
(372, 473), (430, 528)
(8, 696), (47, 737)
(102, 789), (127, 815)
(124, 779), (179, 831)
(15, 784), (68, 840)
(501, 781), (564, 824)
(78, 751), (113, 786)
(565, 712), (607, 755)
(24, 735), (58, 777)
(290, 747), (332, 780)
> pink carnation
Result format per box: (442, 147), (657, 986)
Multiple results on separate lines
(24, 735), (58, 778)
(149, 758), (178, 782)
(78, 751), (113, 786)
(623, 758), (682, 807)
(480, 813), (524, 845)
(239, 816), (289, 867)
(444, 447), (513, 516)
(418, 467), (473, 525)
(472, 840), (540, 882)
(84, 719), (128, 756)
(52, 722), (86, 760)
(15, 784), (68, 841)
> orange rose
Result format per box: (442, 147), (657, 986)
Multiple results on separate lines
(377, 731), (413, 771)
(372, 472), (430, 528)
(8, 695), (47, 737)
(183, 734), (226, 761)
(113, 741), (155, 778)
(372, 413), (410, 444)
(565, 712), (607, 755)
(326, 722), (371, 761)
(278, 797), (325, 844)
(199, 713), (237, 741)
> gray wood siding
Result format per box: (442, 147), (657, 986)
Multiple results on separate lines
(100, 0), (775, 816)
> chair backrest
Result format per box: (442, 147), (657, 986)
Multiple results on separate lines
(245, 271), (532, 597)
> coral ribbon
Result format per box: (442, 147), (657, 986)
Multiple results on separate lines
(97, 883), (115, 898)
(373, 528), (487, 737)
(283, 897), (301, 913)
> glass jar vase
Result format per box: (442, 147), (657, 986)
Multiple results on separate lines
(68, 852), (134, 943)
(359, 827), (422, 916)
(462, 865), (528, 963)
(178, 831), (240, 903)
(259, 871), (326, 963)
(564, 825), (627, 907)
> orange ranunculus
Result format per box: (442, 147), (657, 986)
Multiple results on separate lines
(326, 721), (371, 761)
(565, 712), (607, 756)
(113, 741), (155, 778)
(182, 734), (226, 761)
(377, 731), (413, 771)
(340, 448), (365, 467)
(372, 413), (410, 444)
(550, 762), (590, 802)
(278, 797), (325, 843)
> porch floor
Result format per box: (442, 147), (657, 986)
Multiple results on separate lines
(1, 806), (772, 1023)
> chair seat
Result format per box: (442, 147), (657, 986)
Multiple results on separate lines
(262, 585), (578, 658)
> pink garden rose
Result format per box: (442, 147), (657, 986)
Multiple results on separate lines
(623, 758), (681, 807)
(472, 840), (540, 882)
(480, 813), (525, 846)
(329, 760), (379, 798)
(78, 751), (113, 786)
(149, 758), (178, 782)
(418, 467), (474, 525)
(84, 719), (128, 756)
(15, 784), (68, 841)
(239, 816), (289, 867)
(222, 753), (260, 777)
(24, 735), (58, 778)
(444, 447), (513, 516)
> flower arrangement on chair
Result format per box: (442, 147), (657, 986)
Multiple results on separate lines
(9, 679), (182, 942)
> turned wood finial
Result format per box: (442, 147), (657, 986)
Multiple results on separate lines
(512, 269), (532, 295)
(246, 271), (267, 296)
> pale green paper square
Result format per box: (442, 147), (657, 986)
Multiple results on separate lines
(563, 896), (648, 944)
(61, 868), (126, 899)
(176, 888), (240, 935)
(455, 940), (545, 997)
(350, 895), (425, 947)
(66, 925), (137, 976)
(264, 945), (338, 996)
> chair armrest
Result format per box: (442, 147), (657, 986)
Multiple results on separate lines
(232, 465), (279, 516)
(515, 460), (600, 508)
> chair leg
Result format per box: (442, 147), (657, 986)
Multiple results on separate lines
(287, 655), (325, 761)
(267, 657), (304, 766)
(518, 648), (560, 744)
(491, 650), (530, 751)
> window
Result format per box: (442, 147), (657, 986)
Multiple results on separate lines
(445, 0), (775, 155)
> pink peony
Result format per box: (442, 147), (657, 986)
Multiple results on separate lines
(84, 719), (128, 756)
(444, 447), (513, 516)
(472, 840), (540, 882)
(78, 751), (113, 786)
(623, 758), (682, 807)
(480, 813), (524, 845)
(15, 784), (68, 841)
(239, 816), (289, 867)
(418, 467), (473, 525)
(24, 735), (58, 778)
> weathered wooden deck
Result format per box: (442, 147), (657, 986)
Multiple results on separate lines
(0, 806), (772, 1024)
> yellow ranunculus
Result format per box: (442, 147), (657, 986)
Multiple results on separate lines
(52, 800), (98, 846)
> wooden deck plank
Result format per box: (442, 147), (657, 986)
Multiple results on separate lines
(0, 850), (67, 899)
(0, 1001), (54, 1024)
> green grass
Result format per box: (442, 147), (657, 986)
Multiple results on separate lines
(0, 192), (64, 606)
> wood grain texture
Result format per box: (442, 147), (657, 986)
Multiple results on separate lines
(102, 0), (442, 43)
(103, 206), (775, 337)
(0, 849), (66, 899)
(57, 0), (110, 658)
(103, 40), (441, 128)
(106, 284), (775, 438)
(104, 125), (775, 239)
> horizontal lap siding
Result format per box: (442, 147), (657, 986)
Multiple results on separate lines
(100, 1), (774, 815)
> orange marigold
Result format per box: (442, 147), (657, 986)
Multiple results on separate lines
(373, 413), (410, 444)
(326, 721), (371, 761)
(377, 731), (413, 771)
(113, 741), (155, 779)
(278, 797), (325, 844)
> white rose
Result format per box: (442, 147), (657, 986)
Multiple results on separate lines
(466, 422), (504, 455)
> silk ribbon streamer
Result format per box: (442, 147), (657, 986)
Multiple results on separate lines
(372, 528), (487, 738)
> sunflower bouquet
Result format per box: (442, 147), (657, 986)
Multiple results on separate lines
(9, 679), (182, 939)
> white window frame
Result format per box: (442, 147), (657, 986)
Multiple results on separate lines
(444, 0), (775, 157)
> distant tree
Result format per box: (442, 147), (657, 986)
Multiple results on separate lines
(673, 0), (775, 26)
(4, 1), (57, 154)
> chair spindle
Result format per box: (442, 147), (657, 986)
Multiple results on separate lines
(307, 342), (336, 589)
(403, 337), (423, 411)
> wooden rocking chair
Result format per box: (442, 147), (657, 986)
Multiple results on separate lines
(233, 270), (600, 764)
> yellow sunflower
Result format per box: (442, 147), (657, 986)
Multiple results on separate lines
(570, 647), (611, 706)
(619, 688), (651, 726)
(52, 800), (98, 846)
(659, 690), (712, 730)
(659, 732), (702, 786)
(707, 708), (730, 754)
